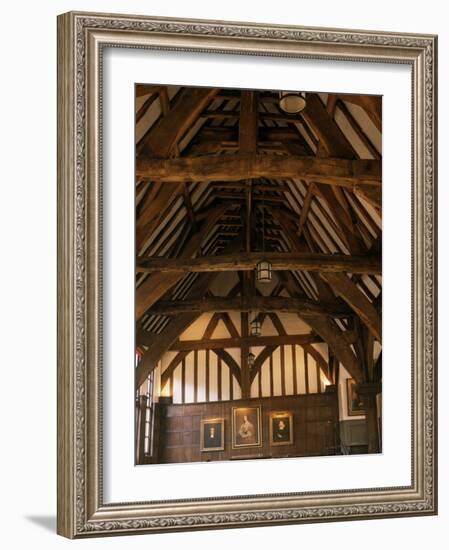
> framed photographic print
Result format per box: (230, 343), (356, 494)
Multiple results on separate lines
(270, 412), (294, 446)
(200, 418), (225, 452)
(346, 378), (366, 417)
(232, 406), (262, 449)
(57, 11), (437, 538)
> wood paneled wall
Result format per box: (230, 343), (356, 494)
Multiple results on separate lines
(154, 389), (339, 464)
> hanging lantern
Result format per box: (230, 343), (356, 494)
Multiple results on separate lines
(256, 259), (272, 283)
(279, 91), (307, 114)
(256, 200), (272, 283)
(250, 315), (261, 337)
(248, 351), (255, 367)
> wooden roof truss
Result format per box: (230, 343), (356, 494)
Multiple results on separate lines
(134, 85), (382, 391)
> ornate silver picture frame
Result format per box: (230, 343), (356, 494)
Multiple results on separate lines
(57, 11), (437, 538)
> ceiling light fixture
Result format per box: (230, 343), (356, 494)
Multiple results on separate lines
(279, 91), (307, 114)
(250, 314), (261, 337)
(256, 200), (272, 283)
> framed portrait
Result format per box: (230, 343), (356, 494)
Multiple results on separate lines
(200, 419), (225, 452)
(346, 378), (366, 417)
(232, 406), (262, 449)
(270, 412), (294, 446)
(57, 11), (437, 538)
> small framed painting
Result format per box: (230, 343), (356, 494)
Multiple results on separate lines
(200, 419), (225, 452)
(346, 378), (366, 416)
(232, 406), (262, 449)
(270, 412), (294, 446)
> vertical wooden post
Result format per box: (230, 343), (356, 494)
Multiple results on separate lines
(316, 358), (322, 393)
(292, 345), (298, 395)
(181, 358), (186, 403)
(151, 402), (162, 463)
(205, 349), (210, 402)
(229, 366), (234, 401)
(240, 311), (251, 398)
(269, 354), (274, 397)
(280, 345), (286, 395)
(193, 349), (198, 403)
(324, 384), (340, 453)
(358, 383), (382, 453)
(136, 395), (148, 464)
(304, 348), (310, 394)
(238, 89), (258, 401)
(217, 356), (222, 401)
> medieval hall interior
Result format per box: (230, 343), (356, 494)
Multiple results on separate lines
(134, 84), (382, 465)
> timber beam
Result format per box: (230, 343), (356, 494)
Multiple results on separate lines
(171, 333), (323, 351)
(136, 154), (381, 186)
(146, 296), (352, 317)
(137, 251), (381, 275)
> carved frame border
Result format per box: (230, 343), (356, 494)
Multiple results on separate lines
(57, 11), (437, 538)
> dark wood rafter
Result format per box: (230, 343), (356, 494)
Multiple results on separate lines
(136, 88), (218, 252)
(303, 344), (329, 381)
(320, 272), (382, 342)
(201, 312), (222, 340)
(338, 94), (382, 132)
(137, 251), (381, 274)
(136, 204), (229, 320)
(277, 270), (363, 382)
(302, 94), (369, 253)
(137, 154), (381, 186)
(250, 346), (278, 383)
(158, 86), (170, 116)
(220, 312), (240, 338)
(315, 183), (364, 253)
(172, 333), (322, 351)
(136, 274), (214, 388)
(135, 85), (382, 394)
(182, 182), (197, 231)
(269, 204), (341, 303)
(160, 351), (189, 388)
(136, 238), (242, 387)
(147, 295), (352, 317)
(159, 348), (241, 391)
(249, 310), (284, 385)
(300, 93), (356, 159)
(212, 349), (242, 385)
(136, 91), (159, 124)
(335, 99), (381, 159)
(249, 309), (330, 384)
(138, 87), (219, 158)
(136, 182), (184, 253)
(297, 182), (315, 237)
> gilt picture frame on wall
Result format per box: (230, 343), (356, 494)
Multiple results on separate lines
(200, 418), (225, 452)
(232, 406), (262, 449)
(346, 378), (366, 417)
(57, 11), (437, 538)
(270, 412), (294, 446)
